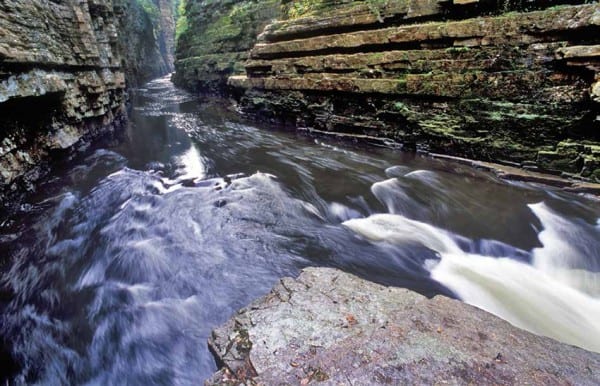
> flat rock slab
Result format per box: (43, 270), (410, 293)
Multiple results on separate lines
(207, 267), (600, 385)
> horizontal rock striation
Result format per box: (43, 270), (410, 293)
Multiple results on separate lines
(0, 0), (175, 204)
(0, 0), (129, 200)
(223, 0), (600, 181)
(206, 267), (600, 385)
(0, 0), (128, 201)
(172, 0), (282, 93)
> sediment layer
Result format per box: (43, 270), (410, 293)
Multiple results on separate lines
(170, 0), (600, 180)
(231, 1), (600, 180)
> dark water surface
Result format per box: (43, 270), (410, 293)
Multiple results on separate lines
(1, 76), (599, 384)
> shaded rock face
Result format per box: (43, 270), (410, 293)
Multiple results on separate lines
(174, 0), (600, 180)
(115, 0), (175, 86)
(207, 267), (600, 385)
(0, 0), (175, 204)
(172, 0), (282, 93)
(156, 0), (176, 73)
(0, 0), (127, 201)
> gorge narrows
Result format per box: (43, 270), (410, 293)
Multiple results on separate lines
(2, 0), (600, 384)
(1, 77), (599, 383)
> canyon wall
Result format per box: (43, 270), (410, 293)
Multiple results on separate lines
(118, 0), (176, 86)
(0, 0), (174, 204)
(175, 0), (600, 181)
(156, 0), (176, 74)
(172, 0), (282, 93)
(116, 0), (173, 86)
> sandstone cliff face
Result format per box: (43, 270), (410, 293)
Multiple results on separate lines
(156, 0), (175, 73)
(0, 0), (175, 203)
(175, 0), (600, 181)
(172, 0), (281, 93)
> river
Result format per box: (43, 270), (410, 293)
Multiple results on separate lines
(1, 76), (599, 384)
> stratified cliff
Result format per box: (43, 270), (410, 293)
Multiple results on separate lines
(0, 0), (175, 203)
(0, 0), (127, 199)
(175, 0), (600, 181)
(172, 0), (281, 93)
(117, 0), (175, 86)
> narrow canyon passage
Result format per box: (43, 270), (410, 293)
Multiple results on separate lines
(1, 77), (599, 384)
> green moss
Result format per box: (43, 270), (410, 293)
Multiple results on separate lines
(369, 52), (385, 62)
(135, 0), (160, 23)
(281, 0), (366, 19)
(174, 0), (282, 91)
(366, 0), (390, 22)
(445, 46), (471, 54)
(393, 101), (408, 112)
(175, 0), (188, 40)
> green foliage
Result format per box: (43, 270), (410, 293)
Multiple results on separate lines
(136, 0), (160, 24)
(173, 0), (181, 19)
(175, 0), (189, 40)
(285, 0), (316, 19)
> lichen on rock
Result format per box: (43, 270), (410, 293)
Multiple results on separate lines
(206, 267), (600, 385)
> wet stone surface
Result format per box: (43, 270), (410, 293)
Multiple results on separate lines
(207, 267), (600, 385)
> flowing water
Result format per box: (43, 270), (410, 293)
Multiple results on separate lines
(1, 76), (599, 384)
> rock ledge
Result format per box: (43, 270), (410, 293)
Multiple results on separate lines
(207, 267), (600, 385)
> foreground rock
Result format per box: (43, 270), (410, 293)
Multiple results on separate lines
(207, 267), (600, 385)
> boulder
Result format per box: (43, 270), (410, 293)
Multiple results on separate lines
(207, 267), (600, 385)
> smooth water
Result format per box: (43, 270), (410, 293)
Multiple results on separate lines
(1, 76), (599, 384)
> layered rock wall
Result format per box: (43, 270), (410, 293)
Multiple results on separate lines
(175, 0), (600, 180)
(172, 0), (282, 93)
(0, 0), (175, 203)
(0, 0), (127, 199)
(232, 0), (600, 180)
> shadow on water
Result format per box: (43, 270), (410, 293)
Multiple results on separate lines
(1, 75), (599, 384)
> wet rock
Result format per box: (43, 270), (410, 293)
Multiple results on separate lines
(0, 0), (127, 201)
(116, 0), (175, 87)
(207, 267), (600, 385)
(0, 0), (174, 205)
(174, 0), (600, 181)
(593, 79), (600, 103)
(172, 0), (282, 93)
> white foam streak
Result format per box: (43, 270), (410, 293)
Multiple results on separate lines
(343, 214), (462, 254)
(431, 252), (600, 352)
(343, 204), (600, 353)
(529, 202), (600, 296)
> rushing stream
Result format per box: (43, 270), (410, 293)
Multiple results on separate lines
(1, 76), (599, 384)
